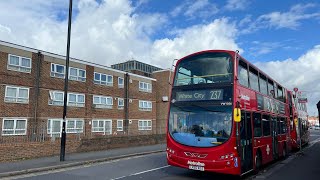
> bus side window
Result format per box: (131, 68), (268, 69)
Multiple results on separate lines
(253, 113), (262, 137)
(238, 60), (249, 87)
(281, 118), (287, 134)
(259, 74), (268, 95)
(249, 66), (259, 92)
(277, 117), (281, 135)
(267, 79), (274, 98)
(262, 115), (271, 136)
(277, 85), (284, 102)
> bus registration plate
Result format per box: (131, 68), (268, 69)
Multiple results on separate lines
(189, 165), (204, 171)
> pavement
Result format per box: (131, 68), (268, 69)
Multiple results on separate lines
(0, 144), (166, 179)
(254, 136), (320, 180)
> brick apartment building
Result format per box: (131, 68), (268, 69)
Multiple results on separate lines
(0, 40), (171, 159)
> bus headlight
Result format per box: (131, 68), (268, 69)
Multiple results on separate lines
(220, 153), (235, 160)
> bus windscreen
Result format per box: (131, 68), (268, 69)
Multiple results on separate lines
(168, 104), (232, 147)
(174, 52), (233, 86)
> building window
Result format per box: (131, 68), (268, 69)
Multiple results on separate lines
(69, 67), (86, 82)
(47, 119), (83, 137)
(138, 120), (152, 130)
(51, 63), (65, 78)
(118, 77), (124, 88)
(68, 93), (85, 107)
(47, 119), (62, 136)
(49, 91), (84, 107)
(2, 118), (27, 135)
(7, 54), (31, 73)
(49, 91), (64, 106)
(117, 120), (123, 131)
(139, 81), (152, 92)
(66, 119), (84, 133)
(118, 98), (124, 109)
(93, 95), (113, 109)
(139, 100), (152, 111)
(92, 119), (112, 135)
(94, 72), (113, 86)
(5, 86), (29, 104)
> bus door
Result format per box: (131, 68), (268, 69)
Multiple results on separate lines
(240, 111), (253, 173)
(271, 116), (278, 160)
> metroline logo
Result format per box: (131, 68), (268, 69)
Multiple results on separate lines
(184, 152), (208, 158)
(187, 160), (205, 167)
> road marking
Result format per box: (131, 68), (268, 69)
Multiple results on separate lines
(111, 165), (170, 180)
(3, 154), (161, 180)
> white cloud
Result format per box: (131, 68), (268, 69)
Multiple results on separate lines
(225, 0), (250, 11)
(238, 3), (320, 34)
(258, 3), (320, 29)
(247, 41), (289, 56)
(0, 0), (167, 66)
(170, 0), (218, 19)
(255, 45), (320, 115)
(0, 0), (239, 69)
(150, 18), (243, 67)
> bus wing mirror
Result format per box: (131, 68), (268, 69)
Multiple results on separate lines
(234, 108), (241, 122)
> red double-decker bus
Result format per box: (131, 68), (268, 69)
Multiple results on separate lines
(289, 91), (309, 150)
(166, 50), (293, 176)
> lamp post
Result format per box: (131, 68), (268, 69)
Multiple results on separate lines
(60, 0), (73, 162)
(317, 101), (320, 126)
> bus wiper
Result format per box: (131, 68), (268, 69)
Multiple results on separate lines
(171, 103), (192, 112)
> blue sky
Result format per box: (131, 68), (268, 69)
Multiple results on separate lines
(133, 0), (320, 62)
(0, 0), (319, 115)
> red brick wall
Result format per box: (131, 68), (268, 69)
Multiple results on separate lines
(0, 134), (165, 162)
(152, 70), (172, 134)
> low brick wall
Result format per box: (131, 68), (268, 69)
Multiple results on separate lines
(0, 140), (80, 162)
(0, 134), (166, 162)
(78, 134), (166, 152)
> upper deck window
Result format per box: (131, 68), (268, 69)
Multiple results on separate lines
(238, 60), (249, 87)
(249, 66), (259, 92)
(259, 74), (268, 95)
(174, 52), (233, 86)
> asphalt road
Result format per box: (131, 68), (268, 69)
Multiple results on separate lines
(8, 129), (320, 180)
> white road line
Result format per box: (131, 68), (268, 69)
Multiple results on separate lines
(111, 165), (170, 180)
(132, 165), (170, 175)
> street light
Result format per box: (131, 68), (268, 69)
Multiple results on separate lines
(60, 0), (73, 162)
(317, 101), (320, 126)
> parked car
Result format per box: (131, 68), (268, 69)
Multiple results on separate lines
(315, 125), (320, 130)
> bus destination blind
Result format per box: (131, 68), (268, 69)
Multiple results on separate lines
(176, 89), (223, 101)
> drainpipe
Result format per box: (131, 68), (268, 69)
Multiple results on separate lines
(32, 51), (42, 140)
(124, 73), (130, 134)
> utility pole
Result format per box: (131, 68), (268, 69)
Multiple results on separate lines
(60, 0), (73, 162)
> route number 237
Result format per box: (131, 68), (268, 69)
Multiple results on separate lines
(210, 90), (222, 100)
